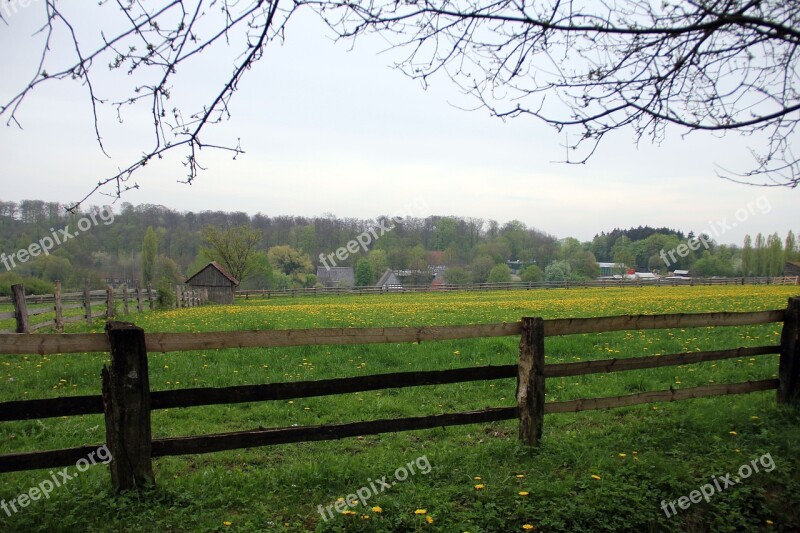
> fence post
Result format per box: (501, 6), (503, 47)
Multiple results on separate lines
(778, 297), (800, 407)
(147, 283), (154, 310)
(101, 321), (155, 491)
(136, 280), (143, 313)
(122, 285), (130, 315)
(10, 284), (29, 334)
(517, 316), (545, 446)
(106, 285), (115, 319)
(54, 280), (64, 333)
(83, 282), (93, 327)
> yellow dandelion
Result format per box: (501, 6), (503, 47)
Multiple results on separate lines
(618, 453), (627, 458)
(522, 525), (535, 531)
(372, 506), (382, 513)
(426, 516), (434, 524)
(766, 519), (774, 525)
(516, 474), (525, 478)
(223, 521), (232, 527)
(518, 491), (529, 496)
(454, 350), (461, 355)
(414, 509), (427, 515)
(591, 474), (601, 480)
(474, 484), (485, 490)
(729, 431), (737, 436)
(361, 515), (370, 520)
(474, 476), (482, 480)
(342, 510), (356, 516)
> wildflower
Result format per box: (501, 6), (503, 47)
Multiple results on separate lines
(372, 506), (382, 513)
(591, 474), (601, 480)
(515, 474), (525, 478)
(618, 453), (627, 458)
(223, 521), (232, 527)
(522, 525), (535, 530)
(729, 431), (737, 436)
(415, 509), (427, 515)
(518, 491), (529, 496)
(426, 516), (434, 524)
(474, 484), (485, 490)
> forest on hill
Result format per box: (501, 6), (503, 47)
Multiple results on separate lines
(0, 199), (796, 295)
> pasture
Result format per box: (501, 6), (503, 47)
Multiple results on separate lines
(1, 285), (799, 532)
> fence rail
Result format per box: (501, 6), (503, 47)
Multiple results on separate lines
(236, 276), (800, 300)
(0, 297), (797, 492)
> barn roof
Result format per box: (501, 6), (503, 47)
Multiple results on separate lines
(376, 268), (401, 288)
(185, 261), (239, 286)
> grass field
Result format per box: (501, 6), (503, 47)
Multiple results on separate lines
(1, 285), (799, 532)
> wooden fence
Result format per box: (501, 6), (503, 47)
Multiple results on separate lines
(0, 297), (797, 492)
(0, 282), (207, 334)
(237, 276), (800, 300)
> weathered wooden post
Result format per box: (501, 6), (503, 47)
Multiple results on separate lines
(106, 285), (115, 319)
(778, 297), (800, 407)
(517, 316), (545, 446)
(54, 280), (64, 333)
(147, 282), (154, 310)
(83, 282), (93, 327)
(10, 284), (29, 334)
(101, 321), (155, 491)
(122, 285), (130, 315)
(136, 280), (144, 313)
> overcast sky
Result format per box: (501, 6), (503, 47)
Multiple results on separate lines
(0, 2), (796, 244)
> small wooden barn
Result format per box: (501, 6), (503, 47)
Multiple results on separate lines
(316, 266), (355, 288)
(376, 268), (403, 291)
(185, 262), (239, 304)
(786, 261), (800, 277)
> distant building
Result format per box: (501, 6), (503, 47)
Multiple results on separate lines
(316, 266), (354, 288)
(597, 262), (626, 277)
(185, 261), (239, 304)
(634, 272), (660, 281)
(786, 261), (800, 277)
(375, 268), (403, 291)
(672, 270), (690, 277)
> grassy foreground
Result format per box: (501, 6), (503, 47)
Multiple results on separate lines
(1, 285), (799, 532)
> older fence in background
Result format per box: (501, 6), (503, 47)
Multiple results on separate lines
(0, 297), (797, 491)
(0, 282), (207, 333)
(237, 276), (800, 300)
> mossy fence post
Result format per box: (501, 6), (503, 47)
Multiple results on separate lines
(101, 321), (155, 491)
(778, 296), (800, 407)
(10, 284), (28, 333)
(518, 316), (545, 446)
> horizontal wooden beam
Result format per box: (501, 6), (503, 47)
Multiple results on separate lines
(545, 379), (778, 414)
(144, 323), (523, 352)
(544, 310), (784, 337)
(151, 407), (518, 457)
(0, 395), (103, 421)
(0, 444), (108, 473)
(544, 345), (780, 378)
(0, 311), (16, 320)
(150, 364), (518, 410)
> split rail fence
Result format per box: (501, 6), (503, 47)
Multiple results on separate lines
(237, 276), (800, 300)
(0, 282), (207, 334)
(0, 297), (797, 491)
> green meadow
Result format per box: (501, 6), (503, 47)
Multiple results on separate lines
(1, 285), (799, 532)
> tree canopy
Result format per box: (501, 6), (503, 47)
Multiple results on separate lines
(2, 0), (797, 209)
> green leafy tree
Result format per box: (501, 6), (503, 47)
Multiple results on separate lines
(544, 260), (571, 282)
(355, 259), (374, 286)
(742, 235), (754, 276)
(367, 250), (389, 280)
(141, 226), (158, 285)
(267, 245), (313, 286)
(470, 255), (496, 283)
(201, 225), (263, 282)
(520, 264), (543, 283)
(487, 264), (512, 283)
(444, 266), (470, 285)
